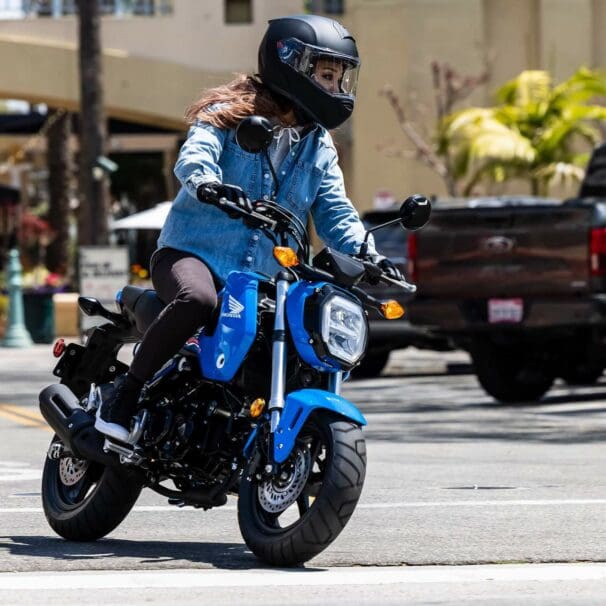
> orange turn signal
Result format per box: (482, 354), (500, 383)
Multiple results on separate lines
(250, 398), (266, 418)
(381, 300), (405, 320)
(273, 246), (299, 267)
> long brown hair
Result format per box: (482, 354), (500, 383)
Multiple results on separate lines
(185, 74), (292, 130)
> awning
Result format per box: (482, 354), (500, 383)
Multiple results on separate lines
(110, 201), (172, 230)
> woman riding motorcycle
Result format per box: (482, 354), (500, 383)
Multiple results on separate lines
(95, 14), (403, 443)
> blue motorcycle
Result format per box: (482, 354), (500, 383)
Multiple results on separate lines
(38, 117), (431, 566)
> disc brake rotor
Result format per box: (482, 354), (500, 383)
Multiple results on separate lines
(59, 457), (89, 486)
(258, 447), (312, 514)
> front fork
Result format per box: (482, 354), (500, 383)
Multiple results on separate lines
(267, 276), (343, 466)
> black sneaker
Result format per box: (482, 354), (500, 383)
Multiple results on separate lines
(94, 373), (142, 443)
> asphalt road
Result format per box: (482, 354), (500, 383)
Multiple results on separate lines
(0, 344), (604, 604)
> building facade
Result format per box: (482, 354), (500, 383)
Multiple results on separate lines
(1, 0), (606, 211)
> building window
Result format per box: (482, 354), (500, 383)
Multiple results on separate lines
(8, 0), (173, 18)
(305, 0), (344, 15)
(225, 0), (252, 24)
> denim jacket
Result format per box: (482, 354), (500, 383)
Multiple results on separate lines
(157, 119), (378, 282)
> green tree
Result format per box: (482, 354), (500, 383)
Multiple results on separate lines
(440, 68), (606, 196)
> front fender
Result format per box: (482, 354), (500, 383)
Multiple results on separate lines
(273, 389), (367, 464)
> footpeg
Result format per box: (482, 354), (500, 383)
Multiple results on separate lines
(102, 438), (144, 465)
(95, 409), (148, 446)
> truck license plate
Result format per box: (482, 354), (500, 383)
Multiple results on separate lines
(488, 298), (523, 324)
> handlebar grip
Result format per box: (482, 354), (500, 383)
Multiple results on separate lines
(196, 183), (220, 205)
(362, 260), (417, 293)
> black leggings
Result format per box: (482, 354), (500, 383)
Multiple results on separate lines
(129, 247), (219, 382)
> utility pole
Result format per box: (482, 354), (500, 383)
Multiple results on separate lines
(76, 0), (110, 246)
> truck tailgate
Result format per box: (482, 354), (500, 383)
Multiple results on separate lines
(416, 204), (593, 298)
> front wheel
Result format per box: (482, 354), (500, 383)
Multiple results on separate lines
(238, 415), (366, 566)
(42, 436), (143, 541)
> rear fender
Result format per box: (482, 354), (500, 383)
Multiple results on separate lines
(273, 389), (366, 464)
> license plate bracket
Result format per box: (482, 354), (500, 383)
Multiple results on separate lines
(488, 298), (523, 324)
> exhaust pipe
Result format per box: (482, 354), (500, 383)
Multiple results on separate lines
(39, 384), (118, 466)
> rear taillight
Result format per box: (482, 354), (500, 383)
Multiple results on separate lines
(590, 227), (606, 276)
(407, 233), (418, 282)
(53, 338), (66, 358)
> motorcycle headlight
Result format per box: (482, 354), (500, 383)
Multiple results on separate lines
(320, 295), (367, 366)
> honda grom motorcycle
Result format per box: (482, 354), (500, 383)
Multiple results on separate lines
(38, 116), (431, 566)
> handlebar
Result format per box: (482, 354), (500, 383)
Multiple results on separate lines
(200, 192), (418, 294)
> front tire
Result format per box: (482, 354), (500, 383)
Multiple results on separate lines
(238, 415), (366, 566)
(42, 436), (143, 541)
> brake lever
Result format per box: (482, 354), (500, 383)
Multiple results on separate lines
(381, 273), (417, 293)
(216, 198), (277, 231)
(361, 260), (417, 293)
(246, 209), (277, 231)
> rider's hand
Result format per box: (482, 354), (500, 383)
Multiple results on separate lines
(377, 257), (405, 282)
(196, 182), (253, 216)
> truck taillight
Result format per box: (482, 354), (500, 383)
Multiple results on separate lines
(407, 233), (418, 282)
(590, 227), (606, 276)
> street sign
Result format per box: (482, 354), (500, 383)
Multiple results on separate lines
(78, 246), (129, 333)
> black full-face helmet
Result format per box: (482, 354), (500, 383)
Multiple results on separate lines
(258, 14), (360, 129)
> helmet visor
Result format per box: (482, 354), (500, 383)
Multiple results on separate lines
(277, 37), (360, 97)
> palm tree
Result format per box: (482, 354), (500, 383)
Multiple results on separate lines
(439, 68), (606, 196)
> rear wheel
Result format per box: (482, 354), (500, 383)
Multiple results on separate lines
(469, 340), (554, 403)
(42, 436), (142, 541)
(238, 415), (366, 566)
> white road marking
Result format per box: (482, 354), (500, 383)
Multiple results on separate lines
(0, 563), (605, 590)
(0, 462), (41, 483)
(0, 498), (606, 514)
(359, 498), (606, 508)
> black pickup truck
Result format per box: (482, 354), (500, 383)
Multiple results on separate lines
(403, 145), (606, 402)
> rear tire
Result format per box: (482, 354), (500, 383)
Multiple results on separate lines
(469, 340), (554, 403)
(238, 415), (366, 566)
(42, 436), (142, 541)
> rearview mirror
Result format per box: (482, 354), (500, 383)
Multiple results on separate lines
(235, 116), (274, 154)
(399, 194), (431, 230)
(78, 296), (103, 317)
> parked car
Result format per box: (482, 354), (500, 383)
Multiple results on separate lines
(405, 146), (606, 402)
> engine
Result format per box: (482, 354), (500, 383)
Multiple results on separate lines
(138, 363), (254, 496)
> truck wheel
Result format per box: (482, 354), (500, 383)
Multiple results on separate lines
(469, 340), (554, 403)
(351, 350), (390, 379)
(560, 365), (603, 386)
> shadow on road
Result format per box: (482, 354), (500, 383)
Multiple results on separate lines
(0, 535), (273, 571)
(348, 375), (606, 445)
